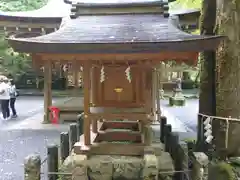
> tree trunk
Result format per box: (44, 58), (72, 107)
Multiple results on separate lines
(198, 0), (216, 151)
(199, 0), (216, 116)
(216, 0), (240, 156)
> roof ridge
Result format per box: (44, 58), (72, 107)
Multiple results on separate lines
(68, 0), (170, 19)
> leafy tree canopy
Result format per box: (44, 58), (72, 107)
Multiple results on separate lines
(0, 0), (47, 12)
(0, 0), (47, 78)
(170, 0), (202, 10)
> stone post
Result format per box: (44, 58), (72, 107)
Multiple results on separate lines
(179, 142), (189, 180)
(24, 154), (41, 180)
(143, 147), (159, 180)
(190, 152), (208, 180)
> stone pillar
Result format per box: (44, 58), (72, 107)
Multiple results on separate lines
(24, 154), (41, 180)
(88, 156), (113, 180)
(169, 78), (185, 106)
(190, 152), (208, 180)
(144, 124), (153, 146)
(143, 147), (159, 180)
(60, 154), (88, 180)
(158, 152), (174, 180)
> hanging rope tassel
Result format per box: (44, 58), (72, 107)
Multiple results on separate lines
(125, 66), (131, 83)
(225, 118), (229, 149)
(204, 117), (213, 144)
(100, 66), (105, 83)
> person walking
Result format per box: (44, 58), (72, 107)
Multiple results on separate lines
(9, 80), (17, 118)
(3, 77), (10, 120)
(0, 76), (10, 120)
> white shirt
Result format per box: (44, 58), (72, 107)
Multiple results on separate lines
(0, 82), (10, 100)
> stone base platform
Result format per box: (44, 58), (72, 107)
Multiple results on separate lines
(168, 89), (186, 107)
(169, 96), (186, 106)
(60, 143), (174, 180)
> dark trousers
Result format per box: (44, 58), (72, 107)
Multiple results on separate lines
(10, 98), (16, 116)
(1, 99), (10, 119)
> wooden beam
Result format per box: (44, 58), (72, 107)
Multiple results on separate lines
(83, 62), (91, 145)
(95, 131), (142, 143)
(37, 52), (199, 63)
(100, 121), (139, 131)
(88, 113), (152, 121)
(43, 61), (52, 123)
(74, 142), (146, 156)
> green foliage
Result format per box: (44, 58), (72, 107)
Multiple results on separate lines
(0, 0), (47, 78)
(170, 0), (202, 10)
(0, 0), (47, 12)
(209, 162), (235, 180)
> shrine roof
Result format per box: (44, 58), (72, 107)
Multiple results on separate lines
(8, 14), (224, 53)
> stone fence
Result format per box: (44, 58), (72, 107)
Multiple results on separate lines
(160, 116), (209, 180)
(24, 115), (209, 180)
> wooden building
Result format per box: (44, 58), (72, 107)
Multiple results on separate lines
(7, 0), (223, 155)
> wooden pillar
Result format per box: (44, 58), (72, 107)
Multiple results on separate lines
(83, 62), (91, 145)
(73, 61), (79, 96)
(156, 67), (161, 119)
(89, 67), (98, 133)
(43, 60), (52, 123)
(145, 69), (152, 114)
(92, 119), (98, 133)
(152, 68), (157, 122)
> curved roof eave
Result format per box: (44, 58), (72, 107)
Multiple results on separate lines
(7, 36), (225, 54)
(7, 14), (225, 53)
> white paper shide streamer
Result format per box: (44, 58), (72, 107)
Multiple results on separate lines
(125, 66), (131, 83)
(100, 66), (105, 83)
(204, 117), (213, 143)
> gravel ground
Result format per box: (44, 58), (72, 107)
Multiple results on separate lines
(0, 130), (64, 180)
(161, 99), (199, 132)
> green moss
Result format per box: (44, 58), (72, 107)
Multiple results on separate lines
(169, 97), (186, 106)
(183, 138), (196, 143)
(0, 0), (47, 11)
(209, 162), (235, 180)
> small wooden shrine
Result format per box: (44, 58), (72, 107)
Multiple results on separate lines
(7, 0), (223, 155)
